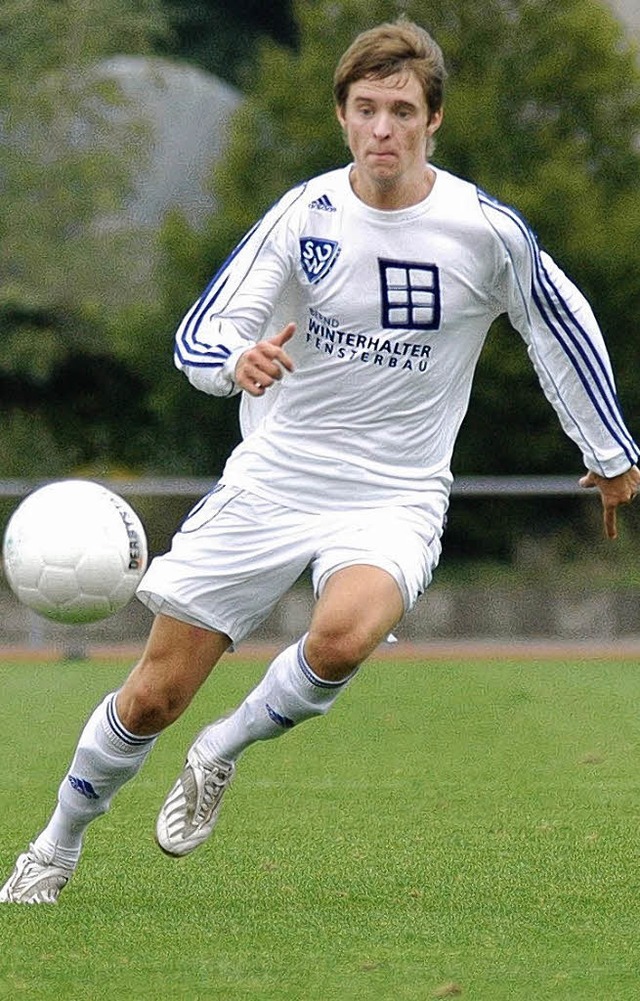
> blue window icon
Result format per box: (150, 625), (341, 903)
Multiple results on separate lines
(379, 258), (441, 330)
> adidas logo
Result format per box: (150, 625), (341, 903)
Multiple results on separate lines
(265, 702), (295, 729)
(309, 194), (336, 212)
(68, 775), (99, 800)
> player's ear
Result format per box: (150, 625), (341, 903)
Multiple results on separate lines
(336, 104), (350, 149)
(427, 107), (443, 137)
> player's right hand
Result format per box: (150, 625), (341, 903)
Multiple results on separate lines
(579, 464), (640, 540)
(234, 322), (296, 396)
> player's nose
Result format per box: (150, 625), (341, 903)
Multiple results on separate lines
(372, 111), (393, 137)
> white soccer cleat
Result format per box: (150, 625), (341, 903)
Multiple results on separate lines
(0, 845), (73, 904)
(156, 738), (235, 858)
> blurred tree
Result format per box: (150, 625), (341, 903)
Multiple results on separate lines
(156, 1), (298, 85)
(160, 0), (640, 554)
(0, 0), (169, 475)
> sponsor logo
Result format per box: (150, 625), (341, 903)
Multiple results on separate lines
(109, 495), (144, 570)
(379, 258), (442, 331)
(265, 703), (295, 729)
(306, 308), (432, 374)
(300, 237), (341, 284)
(309, 194), (337, 212)
(68, 775), (99, 800)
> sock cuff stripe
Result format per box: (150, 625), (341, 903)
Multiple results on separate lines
(106, 694), (155, 747)
(296, 639), (351, 689)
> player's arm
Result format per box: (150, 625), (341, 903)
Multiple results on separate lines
(481, 195), (640, 536)
(511, 248), (639, 484)
(174, 185), (305, 398)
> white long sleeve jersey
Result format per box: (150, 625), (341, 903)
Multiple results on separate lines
(175, 164), (638, 514)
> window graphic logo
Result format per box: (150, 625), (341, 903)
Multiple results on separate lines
(379, 258), (441, 330)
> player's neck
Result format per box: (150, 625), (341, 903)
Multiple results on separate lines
(349, 165), (436, 210)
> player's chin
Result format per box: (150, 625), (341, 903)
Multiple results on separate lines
(368, 160), (396, 175)
(369, 164), (402, 187)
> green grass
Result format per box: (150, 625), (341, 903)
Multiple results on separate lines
(1, 653), (639, 1000)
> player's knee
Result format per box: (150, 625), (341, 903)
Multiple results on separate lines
(305, 624), (372, 676)
(118, 676), (186, 733)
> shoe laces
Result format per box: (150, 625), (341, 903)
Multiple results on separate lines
(193, 759), (233, 825)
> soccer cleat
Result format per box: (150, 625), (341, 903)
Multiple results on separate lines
(0, 845), (73, 904)
(156, 737), (235, 857)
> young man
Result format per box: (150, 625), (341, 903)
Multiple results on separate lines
(2, 18), (638, 903)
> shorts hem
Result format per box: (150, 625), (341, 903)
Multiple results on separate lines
(136, 590), (238, 649)
(314, 557), (413, 613)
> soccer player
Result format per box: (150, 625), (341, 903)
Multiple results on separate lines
(2, 18), (638, 903)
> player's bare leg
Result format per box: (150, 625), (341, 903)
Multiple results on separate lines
(156, 566), (404, 856)
(0, 615), (228, 903)
(116, 614), (232, 733)
(303, 564), (405, 680)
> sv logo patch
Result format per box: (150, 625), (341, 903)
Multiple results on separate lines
(300, 237), (340, 284)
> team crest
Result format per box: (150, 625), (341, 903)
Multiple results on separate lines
(300, 237), (340, 284)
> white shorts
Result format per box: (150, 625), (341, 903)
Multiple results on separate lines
(137, 484), (444, 643)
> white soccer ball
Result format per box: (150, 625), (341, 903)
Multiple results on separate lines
(2, 479), (148, 624)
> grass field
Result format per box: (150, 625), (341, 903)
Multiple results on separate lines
(1, 651), (639, 1000)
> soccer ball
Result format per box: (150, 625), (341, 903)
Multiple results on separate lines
(2, 479), (148, 624)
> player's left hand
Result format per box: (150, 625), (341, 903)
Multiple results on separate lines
(579, 464), (640, 540)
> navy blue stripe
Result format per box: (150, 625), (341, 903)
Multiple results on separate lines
(478, 193), (638, 463)
(517, 209), (634, 449)
(176, 183), (308, 366)
(106, 696), (154, 747)
(172, 350), (226, 370)
(176, 251), (254, 367)
(296, 641), (348, 689)
(480, 192), (636, 454)
(179, 275), (234, 358)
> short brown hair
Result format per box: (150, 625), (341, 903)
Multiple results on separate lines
(333, 18), (447, 119)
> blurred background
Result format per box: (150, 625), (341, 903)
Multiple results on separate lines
(1, 0), (639, 649)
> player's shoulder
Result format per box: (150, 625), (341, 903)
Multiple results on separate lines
(435, 167), (535, 245)
(264, 167), (348, 226)
(433, 166), (478, 203)
(474, 183), (538, 253)
(295, 166), (350, 214)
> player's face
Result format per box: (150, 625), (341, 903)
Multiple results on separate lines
(336, 70), (442, 207)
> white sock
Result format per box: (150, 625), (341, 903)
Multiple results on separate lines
(33, 692), (157, 869)
(197, 635), (356, 763)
